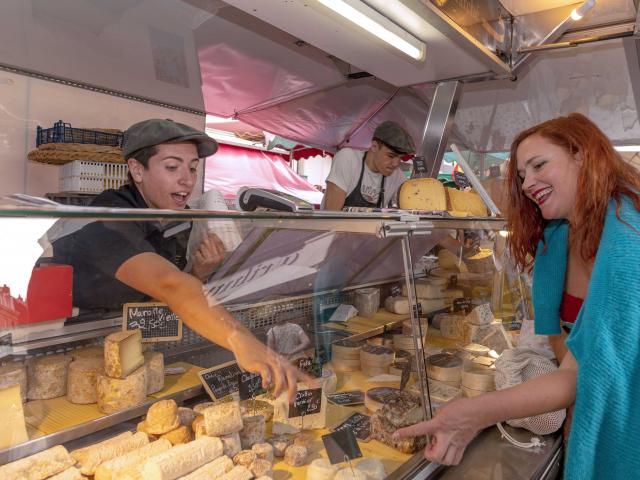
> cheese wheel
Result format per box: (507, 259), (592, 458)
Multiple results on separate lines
(445, 187), (488, 217)
(293, 431), (314, 450)
(284, 445), (308, 467)
(426, 354), (462, 384)
(335, 468), (368, 480)
(96, 366), (147, 414)
(461, 361), (495, 392)
(146, 399), (180, 435)
(233, 450), (257, 467)
(219, 465), (253, 480)
(67, 357), (104, 404)
(143, 351), (165, 395)
(308, 458), (339, 480)
(204, 400), (243, 436)
(71, 346), (104, 360)
(356, 458), (386, 480)
(240, 399), (273, 422)
(94, 438), (172, 480)
(221, 431), (242, 458)
(179, 455), (234, 480)
(249, 458), (272, 478)
(465, 248), (495, 273)
(179, 455), (233, 480)
(267, 434), (292, 457)
(251, 442), (274, 462)
(104, 330), (144, 379)
(0, 445), (74, 480)
(0, 362), (27, 402)
(71, 431), (149, 476)
(399, 178), (447, 211)
(47, 467), (84, 480)
(141, 436), (224, 480)
(177, 407), (196, 428)
(438, 314), (465, 340)
(193, 401), (215, 414)
(27, 354), (72, 400)
(331, 340), (363, 360)
(401, 279), (443, 299)
(239, 414), (265, 448)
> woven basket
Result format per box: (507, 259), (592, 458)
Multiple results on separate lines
(28, 144), (125, 165)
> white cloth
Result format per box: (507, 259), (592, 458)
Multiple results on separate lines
(323, 148), (405, 207)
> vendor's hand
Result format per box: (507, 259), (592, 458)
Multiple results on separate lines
(191, 232), (225, 281)
(229, 331), (314, 402)
(394, 398), (483, 466)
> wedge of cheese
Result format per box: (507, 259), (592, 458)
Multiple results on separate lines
(104, 330), (144, 379)
(399, 178), (447, 211)
(446, 187), (488, 217)
(0, 384), (28, 449)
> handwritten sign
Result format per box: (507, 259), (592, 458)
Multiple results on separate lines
(412, 156), (429, 176)
(453, 297), (474, 314)
(238, 372), (266, 400)
(198, 362), (242, 399)
(322, 428), (362, 464)
(400, 362), (411, 391)
(390, 284), (402, 297)
(123, 302), (182, 342)
(289, 388), (323, 418)
(332, 412), (371, 442)
(296, 356), (322, 378)
(326, 390), (364, 406)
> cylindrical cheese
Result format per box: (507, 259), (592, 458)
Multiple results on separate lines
(47, 466), (84, 480)
(67, 357), (104, 404)
(146, 399), (180, 435)
(27, 354), (72, 400)
(221, 432), (242, 458)
(219, 465), (253, 480)
(426, 354), (462, 385)
(308, 458), (339, 480)
(141, 436), (224, 480)
(0, 445), (74, 480)
(461, 361), (495, 392)
(71, 431), (149, 476)
(204, 400), (243, 436)
(249, 458), (272, 478)
(284, 445), (307, 467)
(239, 414), (265, 449)
(0, 362), (27, 402)
(177, 407), (196, 428)
(144, 351), (165, 395)
(335, 467), (367, 480)
(179, 455), (234, 480)
(94, 438), (172, 480)
(97, 366), (147, 414)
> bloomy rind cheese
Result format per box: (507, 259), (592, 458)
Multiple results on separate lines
(0, 384), (29, 449)
(27, 354), (72, 400)
(143, 351), (164, 395)
(104, 330), (144, 379)
(219, 465), (253, 480)
(67, 357), (104, 404)
(146, 399), (180, 435)
(94, 438), (172, 480)
(0, 445), (74, 480)
(204, 401), (243, 436)
(356, 458), (386, 480)
(97, 366), (147, 414)
(47, 466), (85, 480)
(239, 414), (265, 449)
(335, 468), (367, 480)
(141, 436), (223, 480)
(221, 432), (242, 458)
(307, 458), (339, 480)
(179, 455), (234, 480)
(0, 362), (27, 402)
(399, 178), (447, 211)
(71, 431), (149, 476)
(284, 445), (308, 467)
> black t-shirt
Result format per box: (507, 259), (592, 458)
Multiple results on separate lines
(50, 184), (191, 311)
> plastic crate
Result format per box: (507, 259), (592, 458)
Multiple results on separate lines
(59, 160), (128, 194)
(37, 120), (123, 147)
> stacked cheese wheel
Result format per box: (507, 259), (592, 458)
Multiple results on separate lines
(331, 340), (363, 372)
(461, 360), (496, 397)
(426, 353), (462, 387)
(360, 345), (395, 377)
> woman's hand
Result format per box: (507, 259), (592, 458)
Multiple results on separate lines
(394, 398), (484, 465)
(191, 232), (225, 281)
(228, 330), (314, 402)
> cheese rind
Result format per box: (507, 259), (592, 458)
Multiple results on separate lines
(141, 436), (224, 480)
(0, 445), (74, 480)
(47, 467), (84, 480)
(307, 458), (339, 480)
(94, 438), (172, 480)
(239, 414), (265, 448)
(204, 400), (243, 436)
(96, 366), (147, 414)
(0, 362), (27, 402)
(465, 304), (494, 326)
(104, 330), (144, 379)
(439, 314), (466, 339)
(179, 455), (234, 480)
(146, 399), (180, 435)
(356, 459), (386, 480)
(399, 178), (447, 211)
(27, 354), (72, 400)
(219, 465), (253, 480)
(71, 431), (149, 476)
(446, 188), (488, 217)
(284, 445), (308, 467)
(67, 357), (104, 404)
(401, 280), (443, 299)
(251, 442), (274, 462)
(143, 351), (165, 394)
(160, 425), (192, 445)
(221, 431), (242, 457)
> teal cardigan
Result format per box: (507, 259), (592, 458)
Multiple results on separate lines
(532, 196), (640, 479)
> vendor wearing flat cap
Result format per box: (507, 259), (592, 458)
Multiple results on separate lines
(322, 120), (415, 210)
(44, 119), (308, 400)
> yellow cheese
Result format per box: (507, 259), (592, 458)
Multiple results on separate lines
(0, 384), (28, 449)
(97, 366), (147, 414)
(67, 357), (104, 404)
(398, 178), (447, 211)
(0, 362), (27, 402)
(104, 330), (144, 379)
(446, 187), (488, 216)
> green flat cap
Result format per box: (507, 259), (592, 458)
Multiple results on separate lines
(373, 120), (415, 154)
(123, 119), (218, 159)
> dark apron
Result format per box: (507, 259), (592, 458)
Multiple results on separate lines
(344, 155), (386, 208)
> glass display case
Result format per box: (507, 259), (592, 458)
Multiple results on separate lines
(0, 202), (561, 479)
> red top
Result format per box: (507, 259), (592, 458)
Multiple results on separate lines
(560, 291), (584, 324)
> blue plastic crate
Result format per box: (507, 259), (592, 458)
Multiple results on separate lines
(36, 120), (123, 148)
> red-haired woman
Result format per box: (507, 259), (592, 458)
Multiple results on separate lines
(395, 113), (640, 479)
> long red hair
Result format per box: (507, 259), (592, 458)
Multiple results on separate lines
(506, 113), (640, 270)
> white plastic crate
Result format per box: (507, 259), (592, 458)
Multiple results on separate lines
(59, 160), (128, 194)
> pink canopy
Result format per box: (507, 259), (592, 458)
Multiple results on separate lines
(204, 144), (324, 206)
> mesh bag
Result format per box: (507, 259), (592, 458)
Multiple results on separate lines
(494, 347), (566, 435)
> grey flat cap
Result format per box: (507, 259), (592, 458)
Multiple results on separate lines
(123, 119), (218, 159)
(373, 120), (415, 154)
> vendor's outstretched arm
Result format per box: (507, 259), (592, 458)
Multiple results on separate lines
(116, 252), (309, 401)
(323, 182), (347, 210)
(395, 352), (577, 465)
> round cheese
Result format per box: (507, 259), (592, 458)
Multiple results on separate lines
(96, 366), (147, 414)
(204, 400), (243, 436)
(284, 445), (307, 467)
(146, 399), (180, 435)
(160, 425), (192, 445)
(331, 340), (363, 360)
(239, 414), (265, 449)
(335, 467), (368, 480)
(426, 353), (462, 385)
(240, 399), (273, 422)
(221, 432), (242, 458)
(398, 178), (447, 211)
(267, 434), (292, 457)
(308, 458), (339, 480)
(233, 450), (257, 467)
(0, 362), (27, 402)
(251, 442), (273, 462)
(143, 351), (164, 395)
(461, 360), (495, 392)
(27, 354), (72, 400)
(356, 458), (386, 480)
(67, 357), (104, 404)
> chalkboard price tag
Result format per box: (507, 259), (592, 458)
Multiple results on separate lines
(289, 388), (323, 418)
(198, 362), (242, 399)
(390, 284), (402, 297)
(454, 172), (471, 189)
(123, 302), (182, 342)
(400, 362), (411, 391)
(296, 356), (322, 378)
(238, 372), (266, 400)
(412, 156), (429, 176)
(412, 303), (423, 318)
(326, 390), (365, 406)
(332, 412), (371, 442)
(453, 297), (474, 314)
(322, 427), (363, 464)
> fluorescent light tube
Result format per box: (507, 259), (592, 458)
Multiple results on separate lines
(317, 0), (426, 60)
(614, 145), (640, 152)
(570, 0), (596, 21)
